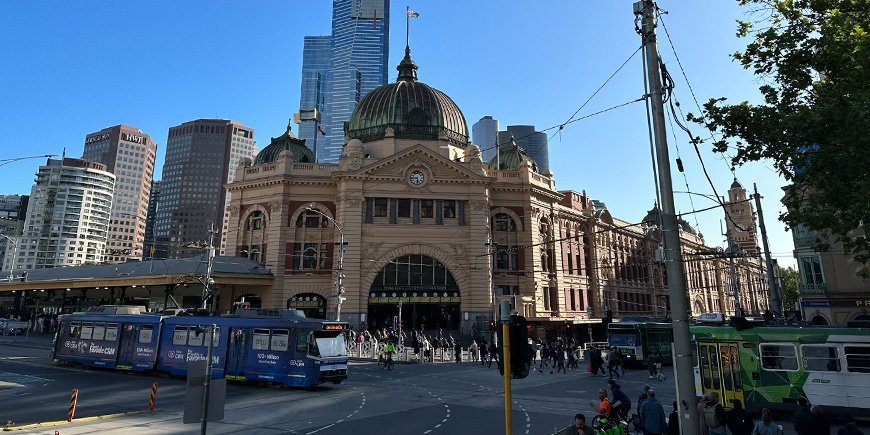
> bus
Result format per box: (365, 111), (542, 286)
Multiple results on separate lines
(691, 324), (870, 416)
(607, 321), (673, 366)
(53, 305), (349, 387)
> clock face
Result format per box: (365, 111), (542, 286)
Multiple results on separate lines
(409, 170), (425, 186)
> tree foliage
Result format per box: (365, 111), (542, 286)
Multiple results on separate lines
(779, 265), (800, 310)
(689, 0), (870, 273)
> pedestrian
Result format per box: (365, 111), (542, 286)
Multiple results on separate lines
(637, 385), (651, 416)
(727, 400), (754, 435)
(590, 347), (602, 376)
(811, 405), (831, 435)
(488, 341), (498, 368)
(613, 347), (625, 376)
(454, 340), (462, 363)
(480, 339), (489, 366)
(697, 394), (710, 435)
(540, 342), (550, 372)
(752, 408), (784, 435)
(422, 337), (431, 363)
(703, 391), (727, 435)
(607, 380), (631, 421)
(837, 416), (864, 435)
(608, 347), (621, 379)
(793, 397), (815, 435)
(647, 353), (657, 379)
(652, 351), (666, 381)
(667, 401), (679, 435)
(639, 389), (667, 435)
(469, 340), (479, 362)
(566, 413), (590, 435)
(555, 345), (566, 374)
(588, 388), (613, 418)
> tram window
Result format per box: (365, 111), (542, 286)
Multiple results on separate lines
(296, 331), (309, 352)
(139, 325), (154, 344)
(308, 333), (320, 357)
(802, 345), (840, 372)
(709, 346), (721, 389)
(700, 344), (712, 389)
(721, 347), (732, 389)
(760, 344), (798, 370)
(253, 329), (270, 350)
(730, 346), (742, 390)
(92, 323), (106, 341)
(844, 346), (870, 373)
(69, 321), (81, 338)
(173, 327), (188, 345)
(188, 327), (204, 346)
(271, 329), (289, 352)
(105, 324), (119, 341)
(81, 322), (94, 340)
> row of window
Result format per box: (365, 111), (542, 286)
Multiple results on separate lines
(759, 343), (870, 373)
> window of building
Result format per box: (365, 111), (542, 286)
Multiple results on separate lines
(493, 213), (516, 232)
(420, 200), (434, 218)
(296, 209), (329, 228)
(373, 198), (388, 217)
(542, 286), (550, 311)
(802, 345), (840, 372)
(397, 199), (411, 218)
(443, 200), (456, 218)
(292, 243), (328, 270)
(798, 255), (825, 290)
(760, 344), (798, 370)
(247, 211), (264, 230)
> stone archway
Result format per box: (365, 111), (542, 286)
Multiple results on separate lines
(288, 293), (327, 319)
(810, 315), (830, 325)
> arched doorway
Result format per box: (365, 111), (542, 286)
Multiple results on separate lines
(287, 293), (326, 319)
(810, 315), (829, 325)
(368, 254), (460, 332)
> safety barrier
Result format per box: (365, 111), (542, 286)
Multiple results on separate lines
(149, 382), (158, 411)
(67, 388), (78, 422)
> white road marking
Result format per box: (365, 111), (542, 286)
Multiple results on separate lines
(305, 423), (335, 434)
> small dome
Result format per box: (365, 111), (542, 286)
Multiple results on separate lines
(642, 203), (698, 235)
(253, 122), (314, 165)
(488, 138), (538, 172)
(346, 47), (469, 146)
(730, 178), (743, 189)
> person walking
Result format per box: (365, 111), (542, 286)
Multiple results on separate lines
(697, 394), (710, 435)
(639, 389), (667, 435)
(727, 400), (755, 435)
(555, 345), (566, 374)
(752, 408), (784, 435)
(454, 340), (462, 363)
(613, 347), (625, 376)
(469, 340), (479, 362)
(540, 342), (550, 372)
(608, 347), (621, 379)
(667, 401), (680, 435)
(637, 385), (651, 416)
(704, 392), (727, 435)
(607, 380), (631, 421)
(488, 341), (498, 368)
(652, 351), (666, 381)
(811, 405), (831, 435)
(793, 397), (815, 435)
(480, 339), (489, 366)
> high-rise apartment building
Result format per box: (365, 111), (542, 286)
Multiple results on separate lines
(296, 36), (332, 156)
(472, 116), (499, 162)
(82, 125), (157, 262)
(304, 0), (390, 163)
(497, 125), (550, 174)
(143, 179), (161, 259)
(0, 195), (28, 274)
(155, 119), (255, 258)
(14, 158), (115, 270)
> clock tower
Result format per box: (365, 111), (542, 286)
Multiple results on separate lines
(725, 178), (758, 255)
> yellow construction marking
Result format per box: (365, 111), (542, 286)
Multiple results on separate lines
(3, 408), (163, 431)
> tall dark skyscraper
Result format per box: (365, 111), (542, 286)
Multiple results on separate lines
(297, 0), (390, 163)
(143, 179), (161, 259)
(154, 119), (255, 258)
(497, 125), (550, 174)
(472, 116), (499, 162)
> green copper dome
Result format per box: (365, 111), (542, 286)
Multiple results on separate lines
(253, 123), (314, 165)
(488, 138), (538, 172)
(345, 47), (469, 146)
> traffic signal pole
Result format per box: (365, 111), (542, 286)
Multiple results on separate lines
(500, 300), (512, 435)
(634, 2), (700, 434)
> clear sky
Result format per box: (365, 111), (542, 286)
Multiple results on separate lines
(0, 1), (795, 267)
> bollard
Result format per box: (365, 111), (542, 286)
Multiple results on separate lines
(67, 388), (78, 422)
(149, 381), (158, 411)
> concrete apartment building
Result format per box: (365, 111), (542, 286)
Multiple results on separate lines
(154, 119), (255, 258)
(82, 125), (157, 262)
(14, 158), (115, 270)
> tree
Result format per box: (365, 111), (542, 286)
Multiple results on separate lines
(689, 0), (870, 275)
(779, 265), (799, 310)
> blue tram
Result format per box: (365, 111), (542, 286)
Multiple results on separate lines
(53, 306), (349, 387)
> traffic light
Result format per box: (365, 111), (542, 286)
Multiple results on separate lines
(497, 315), (532, 379)
(603, 309), (613, 326)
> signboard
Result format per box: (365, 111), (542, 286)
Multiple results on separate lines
(183, 360), (225, 424)
(323, 324), (347, 331)
(801, 300), (831, 308)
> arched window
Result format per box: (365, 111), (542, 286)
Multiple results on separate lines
(249, 249), (261, 264)
(246, 211), (265, 230)
(492, 213), (516, 232)
(295, 209), (330, 228)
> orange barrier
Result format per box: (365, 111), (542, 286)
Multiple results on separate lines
(67, 388), (78, 422)
(149, 382), (158, 411)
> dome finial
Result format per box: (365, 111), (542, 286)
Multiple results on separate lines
(397, 45), (418, 81)
(287, 118), (293, 133)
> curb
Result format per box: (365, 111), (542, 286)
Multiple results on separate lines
(2, 408), (164, 431)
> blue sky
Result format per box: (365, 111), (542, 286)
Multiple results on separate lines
(0, 1), (795, 267)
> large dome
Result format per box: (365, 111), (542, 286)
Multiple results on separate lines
(345, 47), (469, 146)
(253, 123), (315, 165)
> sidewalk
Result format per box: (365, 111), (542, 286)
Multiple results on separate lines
(0, 332), (54, 351)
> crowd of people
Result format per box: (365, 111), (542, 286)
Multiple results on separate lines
(0, 310), (60, 334)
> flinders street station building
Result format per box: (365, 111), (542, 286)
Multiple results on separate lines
(224, 48), (769, 339)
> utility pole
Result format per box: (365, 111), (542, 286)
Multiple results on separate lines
(500, 300), (512, 435)
(201, 224), (217, 311)
(725, 230), (743, 316)
(634, 2), (700, 434)
(754, 183), (781, 316)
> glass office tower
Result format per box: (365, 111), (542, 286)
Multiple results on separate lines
(296, 36), (332, 155)
(497, 125), (550, 174)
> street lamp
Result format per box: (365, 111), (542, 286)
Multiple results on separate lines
(305, 204), (346, 322)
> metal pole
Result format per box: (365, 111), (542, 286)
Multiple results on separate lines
(726, 231), (743, 316)
(200, 324), (216, 435)
(753, 183), (781, 316)
(336, 227), (345, 322)
(202, 225), (216, 310)
(500, 300), (512, 435)
(634, 2), (700, 433)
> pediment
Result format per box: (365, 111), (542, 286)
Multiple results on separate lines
(347, 145), (485, 181)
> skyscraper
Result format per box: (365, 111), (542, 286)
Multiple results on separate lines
(497, 125), (550, 174)
(155, 119), (255, 258)
(472, 116), (499, 162)
(303, 0), (390, 163)
(82, 125), (157, 263)
(0, 195), (28, 273)
(143, 179), (161, 259)
(296, 36), (332, 155)
(15, 158), (115, 270)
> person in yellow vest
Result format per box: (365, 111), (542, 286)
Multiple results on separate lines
(383, 341), (396, 370)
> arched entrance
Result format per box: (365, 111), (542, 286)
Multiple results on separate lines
(368, 254), (460, 331)
(287, 293), (326, 319)
(810, 315), (829, 325)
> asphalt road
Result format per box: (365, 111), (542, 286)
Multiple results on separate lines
(0, 337), (861, 434)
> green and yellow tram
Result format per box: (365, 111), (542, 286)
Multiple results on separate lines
(607, 321), (673, 366)
(691, 324), (870, 415)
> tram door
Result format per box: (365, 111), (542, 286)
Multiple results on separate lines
(225, 328), (250, 380)
(698, 342), (745, 408)
(117, 324), (137, 369)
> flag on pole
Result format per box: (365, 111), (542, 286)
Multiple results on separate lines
(407, 9), (419, 18)
(373, 9), (377, 28)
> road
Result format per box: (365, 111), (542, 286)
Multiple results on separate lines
(0, 337), (860, 434)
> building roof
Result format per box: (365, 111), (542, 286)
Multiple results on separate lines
(253, 123), (315, 165)
(345, 47), (469, 146)
(731, 178), (743, 189)
(487, 137), (539, 172)
(642, 203), (698, 235)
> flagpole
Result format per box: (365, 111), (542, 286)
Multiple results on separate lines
(406, 6), (410, 48)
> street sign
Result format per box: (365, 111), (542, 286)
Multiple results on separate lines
(325, 293), (338, 298)
(183, 359), (226, 424)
